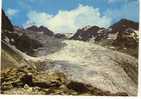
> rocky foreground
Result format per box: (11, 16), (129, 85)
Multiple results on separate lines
(1, 64), (129, 95)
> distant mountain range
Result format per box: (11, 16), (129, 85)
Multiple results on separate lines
(71, 19), (138, 41)
(2, 9), (139, 57)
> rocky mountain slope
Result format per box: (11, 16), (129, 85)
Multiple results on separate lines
(1, 10), (138, 96)
(111, 19), (139, 33)
(2, 10), (43, 55)
(71, 19), (139, 42)
(111, 19), (139, 48)
(2, 10), (13, 31)
(70, 26), (108, 41)
(71, 19), (139, 58)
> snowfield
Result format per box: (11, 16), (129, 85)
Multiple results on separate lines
(32, 37), (138, 96)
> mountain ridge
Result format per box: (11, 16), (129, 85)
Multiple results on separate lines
(26, 25), (54, 36)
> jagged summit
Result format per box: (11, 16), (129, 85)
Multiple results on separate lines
(111, 19), (139, 33)
(26, 25), (54, 36)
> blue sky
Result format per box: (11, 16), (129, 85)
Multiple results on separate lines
(2, 0), (139, 33)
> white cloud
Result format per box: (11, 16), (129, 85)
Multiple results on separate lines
(24, 4), (112, 33)
(6, 8), (19, 17)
